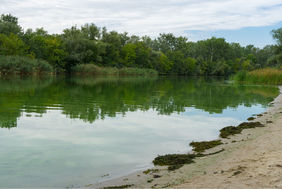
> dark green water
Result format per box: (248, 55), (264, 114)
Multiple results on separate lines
(0, 76), (279, 187)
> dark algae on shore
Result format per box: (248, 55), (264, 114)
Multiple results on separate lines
(220, 122), (264, 138)
(103, 184), (134, 189)
(153, 120), (265, 171)
(153, 154), (200, 171)
(153, 149), (226, 171)
(190, 140), (223, 152)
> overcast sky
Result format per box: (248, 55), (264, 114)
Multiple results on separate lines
(1, 0), (282, 47)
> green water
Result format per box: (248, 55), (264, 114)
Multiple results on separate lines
(0, 76), (279, 187)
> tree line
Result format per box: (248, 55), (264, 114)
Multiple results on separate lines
(0, 14), (281, 75)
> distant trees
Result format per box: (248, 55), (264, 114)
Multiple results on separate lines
(0, 14), (281, 75)
(270, 28), (282, 66)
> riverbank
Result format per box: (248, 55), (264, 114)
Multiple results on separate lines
(88, 86), (282, 189)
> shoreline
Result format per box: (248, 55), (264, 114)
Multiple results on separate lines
(86, 86), (282, 189)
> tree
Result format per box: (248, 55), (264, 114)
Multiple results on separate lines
(0, 14), (22, 35)
(101, 30), (123, 67)
(22, 28), (65, 70)
(134, 42), (151, 68)
(150, 51), (173, 74)
(0, 33), (27, 56)
(196, 37), (230, 63)
(81, 23), (101, 40)
(272, 28), (282, 46)
(155, 33), (189, 56)
(270, 28), (282, 66)
(121, 43), (136, 67)
(61, 26), (105, 70)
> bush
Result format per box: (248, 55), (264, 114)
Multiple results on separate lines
(0, 56), (53, 75)
(233, 70), (247, 82)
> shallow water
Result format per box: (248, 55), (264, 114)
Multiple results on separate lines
(0, 76), (279, 187)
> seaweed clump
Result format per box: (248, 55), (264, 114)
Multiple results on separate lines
(153, 149), (224, 171)
(153, 154), (199, 171)
(220, 122), (264, 138)
(190, 140), (223, 152)
(247, 117), (255, 121)
(103, 184), (133, 189)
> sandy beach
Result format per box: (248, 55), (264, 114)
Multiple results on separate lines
(88, 86), (282, 189)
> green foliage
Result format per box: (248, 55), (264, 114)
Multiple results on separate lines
(121, 43), (136, 67)
(0, 14), (281, 75)
(150, 51), (173, 74)
(272, 28), (282, 46)
(22, 28), (65, 70)
(270, 28), (282, 66)
(61, 26), (106, 71)
(0, 14), (22, 35)
(0, 55), (53, 75)
(0, 33), (27, 56)
(233, 70), (247, 82)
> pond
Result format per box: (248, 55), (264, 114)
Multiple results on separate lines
(0, 76), (279, 187)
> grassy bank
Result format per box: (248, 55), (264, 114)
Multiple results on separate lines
(234, 68), (282, 85)
(0, 56), (53, 75)
(72, 64), (158, 76)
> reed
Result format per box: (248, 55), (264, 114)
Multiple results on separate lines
(72, 64), (158, 76)
(234, 68), (282, 85)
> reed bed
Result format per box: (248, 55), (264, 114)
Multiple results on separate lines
(234, 68), (282, 85)
(72, 64), (158, 76)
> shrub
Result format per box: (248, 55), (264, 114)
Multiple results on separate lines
(0, 55), (53, 75)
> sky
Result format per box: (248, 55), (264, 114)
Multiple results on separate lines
(1, 0), (282, 47)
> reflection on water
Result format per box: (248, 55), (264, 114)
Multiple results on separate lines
(0, 76), (279, 187)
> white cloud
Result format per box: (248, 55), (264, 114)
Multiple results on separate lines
(0, 0), (282, 36)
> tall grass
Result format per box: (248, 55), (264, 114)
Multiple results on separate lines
(0, 56), (53, 75)
(234, 68), (282, 85)
(72, 64), (119, 75)
(72, 64), (158, 76)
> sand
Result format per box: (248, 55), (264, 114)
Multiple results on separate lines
(87, 87), (282, 189)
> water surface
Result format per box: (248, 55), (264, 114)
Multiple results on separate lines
(0, 76), (279, 187)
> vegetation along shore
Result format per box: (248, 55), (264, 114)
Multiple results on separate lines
(0, 14), (281, 77)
